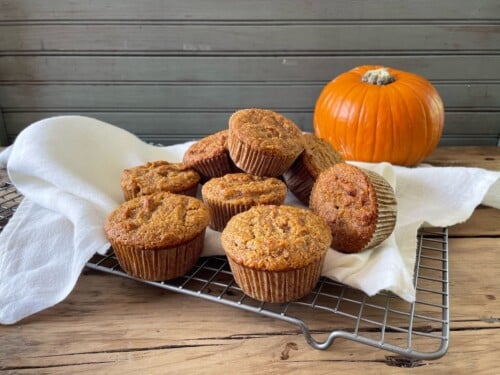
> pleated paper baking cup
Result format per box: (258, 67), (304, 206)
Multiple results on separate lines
(110, 230), (206, 281)
(228, 136), (296, 177)
(203, 198), (253, 232)
(191, 153), (233, 179)
(361, 169), (398, 251)
(283, 159), (315, 205)
(203, 196), (286, 232)
(227, 255), (325, 303)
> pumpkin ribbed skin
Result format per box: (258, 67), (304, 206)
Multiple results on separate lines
(313, 65), (445, 166)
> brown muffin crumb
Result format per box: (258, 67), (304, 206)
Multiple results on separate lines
(221, 205), (332, 271)
(182, 130), (233, 178)
(284, 133), (344, 204)
(228, 108), (305, 176)
(202, 173), (287, 205)
(310, 163), (396, 253)
(121, 160), (200, 200)
(202, 173), (287, 231)
(105, 192), (209, 249)
(104, 192), (209, 281)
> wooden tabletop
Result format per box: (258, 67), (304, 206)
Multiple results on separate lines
(1, 146), (499, 374)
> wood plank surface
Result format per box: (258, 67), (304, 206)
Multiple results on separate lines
(0, 109), (7, 146)
(1, 1), (498, 148)
(1, 83), (498, 110)
(1, 24), (499, 53)
(0, 236), (498, 373)
(2, 0), (498, 21)
(3, 55), (500, 82)
(424, 146), (500, 170)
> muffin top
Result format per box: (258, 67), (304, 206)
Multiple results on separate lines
(310, 163), (381, 252)
(201, 173), (287, 205)
(221, 205), (332, 271)
(229, 108), (304, 156)
(121, 160), (200, 197)
(183, 130), (229, 166)
(105, 192), (209, 249)
(301, 133), (344, 178)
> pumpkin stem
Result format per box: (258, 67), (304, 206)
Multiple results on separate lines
(361, 67), (395, 86)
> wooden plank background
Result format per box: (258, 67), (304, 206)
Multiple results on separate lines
(0, 0), (499, 146)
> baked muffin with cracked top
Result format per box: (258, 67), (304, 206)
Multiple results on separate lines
(310, 163), (397, 253)
(283, 133), (344, 205)
(227, 108), (305, 177)
(182, 130), (234, 180)
(121, 160), (200, 200)
(221, 205), (332, 303)
(201, 173), (287, 231)
(104, 192), (209, 281)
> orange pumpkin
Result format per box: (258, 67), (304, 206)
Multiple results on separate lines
(313, 65), (444, 166)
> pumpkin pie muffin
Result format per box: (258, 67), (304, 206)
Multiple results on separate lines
(283, 133), (344, 205)
(201, 173), (287, 231)
(182, 130), (234, 180)
(310, 163), (397, 253)
(104, 192), (209, 281)
(121, 160), (200, 200)
(227, 108), (305, 176)
(221, 205), (332, 303)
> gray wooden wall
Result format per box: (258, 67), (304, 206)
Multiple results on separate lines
(0, 0), (499, 147)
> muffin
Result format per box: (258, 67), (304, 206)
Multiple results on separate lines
(221, 205), (332, 303)
(227, 108), (305, 176)
(201, 173), (287, 231)
(283, 133), (344, 205)
(310, 163), (397, 253)
(121, 160), (200, 200)
(104, 192), (209, 281)
(182, 130), (234, 180)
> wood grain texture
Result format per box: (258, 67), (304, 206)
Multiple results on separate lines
(1, 24), (499, 53)
(425, 146), (500, 170)
(1, 83), (498, 110)
(2, 0), (498, 21)
(0, 236), (498, 373)
(0, 108), (7, 146)
(449, 207), (500, 236)
(2, 55), (500, 82)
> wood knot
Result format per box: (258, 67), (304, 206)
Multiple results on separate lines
(280, 342), (298, 360)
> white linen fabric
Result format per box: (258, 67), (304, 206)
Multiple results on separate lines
(0, 116), (498, 324)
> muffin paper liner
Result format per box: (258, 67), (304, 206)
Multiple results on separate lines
(110, 229), (206, 281)
(283, 158), (315, 205)
(191, 153), (233, 179)
(227, 255), (325, 303)
(361, 169), (398, 251)
(203, 195), (286, 232)
(228, 135), (297, 177)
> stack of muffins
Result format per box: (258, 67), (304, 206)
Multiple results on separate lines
(104, 108), (397, 303)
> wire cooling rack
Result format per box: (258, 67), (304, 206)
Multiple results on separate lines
(0, 169), (449, 361)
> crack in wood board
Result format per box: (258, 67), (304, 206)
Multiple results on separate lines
(0, 360), (115, 371)
(385, 355), (427, 368)
(25, 342), (227, 358)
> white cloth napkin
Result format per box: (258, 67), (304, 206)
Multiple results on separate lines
(0, 116), (498, 325)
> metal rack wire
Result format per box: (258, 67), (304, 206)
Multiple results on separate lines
(0, 169), (449, 360)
